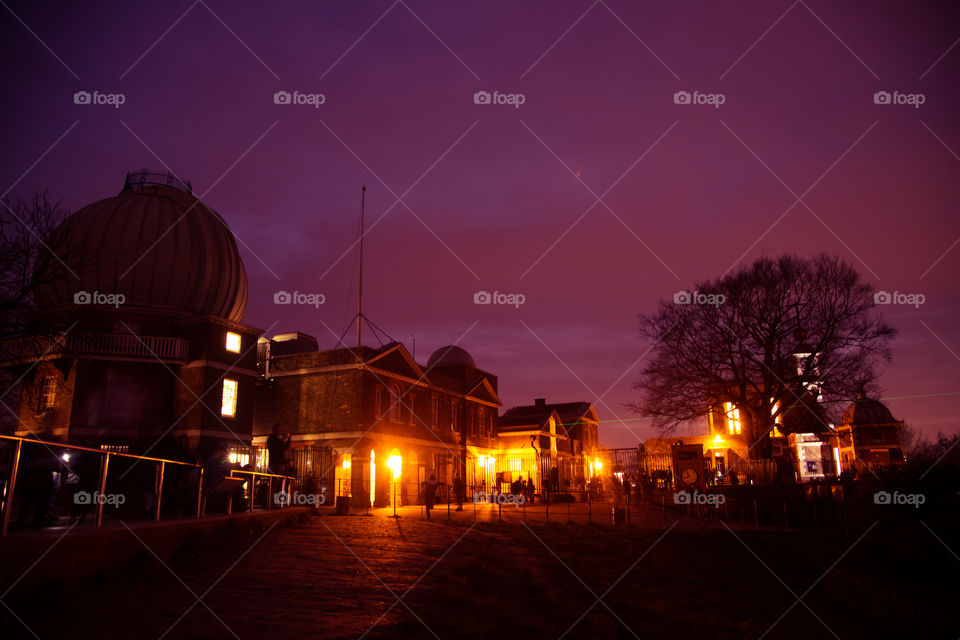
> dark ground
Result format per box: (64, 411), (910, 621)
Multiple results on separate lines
(2, 506), (957, 640)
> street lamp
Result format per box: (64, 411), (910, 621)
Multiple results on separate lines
(387, 450), (402, 518)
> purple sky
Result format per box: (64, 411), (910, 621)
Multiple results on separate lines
(2, 1), (958, 447)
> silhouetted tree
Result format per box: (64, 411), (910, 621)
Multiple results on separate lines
(0, 191), (81, 429)
(0, 190), (72, 351)
(630, 254), (895, 449)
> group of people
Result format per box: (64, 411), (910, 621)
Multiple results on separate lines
(510, 476), (536, 504)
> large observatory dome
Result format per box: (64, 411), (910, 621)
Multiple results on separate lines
(34, 170), (247, 322)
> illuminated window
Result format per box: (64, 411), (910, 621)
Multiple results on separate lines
(37, 376), (56, 413)
(450, 399), (459, 432)
(724, 402), (741, 435)
(509, 459), (521, 472)
(221, 379), (238, 417)
(228, 448), (249, 467)
(225, 331), (241, 353)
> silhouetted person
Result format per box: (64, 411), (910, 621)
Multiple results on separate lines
(454, 475), (464, 511)
(423, 474), (438, 520)
(266, 424), (290, 475)
(66, 452), (99, 525)
(18, 443), (56, 528)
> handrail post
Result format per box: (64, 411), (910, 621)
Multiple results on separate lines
(96, 453), (110, 528)
(154, 461), (165, 522)
(197, 467), (204, 518)
(2, 439), (23, 537)
(267, 476), (273, 511)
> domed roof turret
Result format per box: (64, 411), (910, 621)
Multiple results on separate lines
(841, 393), (897, 426)
(34, 170), (247, 322)
(427, 345), (476, 369)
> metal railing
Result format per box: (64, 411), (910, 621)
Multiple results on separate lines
(0, 435), (295, 536)
(66, 334), (190, 361)
(1, 334), (190, 364)
(123, 168), (192, 194)
(226, 469), (297, 513)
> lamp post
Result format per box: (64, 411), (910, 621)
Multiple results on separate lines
(387, 451), (402, 518)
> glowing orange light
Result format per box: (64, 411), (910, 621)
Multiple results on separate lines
(387, 449), (402, 480)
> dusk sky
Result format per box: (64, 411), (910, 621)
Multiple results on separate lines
(2, 0), (958, 447)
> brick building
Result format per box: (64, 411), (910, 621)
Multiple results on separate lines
(253, 340), (501, 507)
(497, 399), (600, 493)
(835, 393), (905, 473)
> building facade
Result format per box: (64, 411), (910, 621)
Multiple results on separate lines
(253, 340), (502, 506)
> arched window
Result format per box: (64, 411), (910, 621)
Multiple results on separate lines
(389, 384), (401, 422)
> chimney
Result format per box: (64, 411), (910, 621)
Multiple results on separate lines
(534, 398), (546, 409)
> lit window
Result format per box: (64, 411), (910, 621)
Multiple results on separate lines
(228, 448), (249, 467)
(724, 402), (741, 435)
(450, 399), (459, 432)
(225, 331), (241, 353)
(221, 379), (238, 417)
(509, 459), (521, 472)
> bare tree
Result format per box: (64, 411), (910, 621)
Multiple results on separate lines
(630, 254), (895, 452)
(0, 191), (75, 354)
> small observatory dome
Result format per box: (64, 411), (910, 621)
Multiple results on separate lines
(427, 345), (477, 369)
(840, 393), (897, 426)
